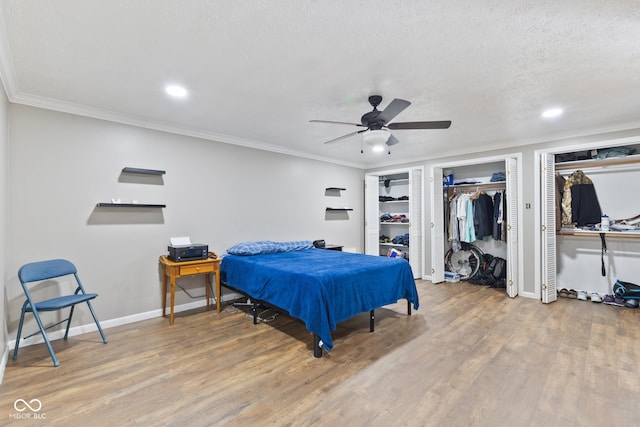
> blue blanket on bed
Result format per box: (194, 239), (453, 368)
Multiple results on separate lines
(220, 248), (418, 352)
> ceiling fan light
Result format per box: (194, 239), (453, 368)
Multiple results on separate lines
(363, 129), (390, 146)
(371, 144), (385, 153)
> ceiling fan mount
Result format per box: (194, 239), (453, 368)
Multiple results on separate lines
(310, 95), (451, 149)
(360, 95), (385, 130)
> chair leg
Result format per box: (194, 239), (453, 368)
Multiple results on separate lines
(64, 306), (75, 340)
(12, 306), (27, 360)
(85, 301), (108, 344)
(30, 308), (60, 367)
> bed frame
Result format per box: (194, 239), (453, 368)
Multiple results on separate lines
(229, 286), (413, 358)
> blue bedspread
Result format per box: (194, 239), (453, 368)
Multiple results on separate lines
(220, 248), (419, 351)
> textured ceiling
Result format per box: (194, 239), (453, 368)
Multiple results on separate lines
(1, 0), (640, 168)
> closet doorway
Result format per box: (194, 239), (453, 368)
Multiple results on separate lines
(364, 167), (424, 279)
(536, 138), (640, 303)
(430, 154), (522, 298)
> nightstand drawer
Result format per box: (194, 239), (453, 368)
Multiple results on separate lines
(180, 264), (214, 275)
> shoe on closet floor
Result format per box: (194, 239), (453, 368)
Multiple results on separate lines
(603, 295), (616, 305)
(558, 288), (569, 298)
(610, 297), (626, 307)
(577, 290), (588, 301)
(590, 293), (602, 303)
(567, 289), (578, 299)
(624, 299), (639, 308)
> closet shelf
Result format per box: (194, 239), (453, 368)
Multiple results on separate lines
(555, 154), (640, 171)
(326, 207), (353, 211)
(97, 203), (166, 208)
(325, 187), (346, 191)
(558, 230), (640, 239)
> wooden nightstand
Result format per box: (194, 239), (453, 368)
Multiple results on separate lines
(159, 252), (221, 325)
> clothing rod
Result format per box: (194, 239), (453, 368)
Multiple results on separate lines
(446, 183), (506, 191)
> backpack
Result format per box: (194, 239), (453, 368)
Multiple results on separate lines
(469, 255), (507, 288)
(613, 279), (640, 299)
(488, 257), (507, 288)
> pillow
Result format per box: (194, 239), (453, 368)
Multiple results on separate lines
(226, 240), (313, 256)
(278, 240), (314, 252)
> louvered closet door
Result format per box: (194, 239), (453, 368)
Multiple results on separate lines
(540, 153), (557, 303)
(430, 167), (445, 283)
(364, 175), (380, 256)
(506, 157), (519, 298)
(409, 169), (423, 278)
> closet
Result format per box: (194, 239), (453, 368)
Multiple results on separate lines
(431, 156), (520, 297)
(364, 168), (423, 278)
(540, 144), (640, 303)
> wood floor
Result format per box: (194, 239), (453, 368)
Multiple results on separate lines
(3, 280), (640, 426)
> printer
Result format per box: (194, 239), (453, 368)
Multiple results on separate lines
(168, 244), (209, 262)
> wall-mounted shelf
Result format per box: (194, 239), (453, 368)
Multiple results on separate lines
(325, 187), (346, 191)
(326, 207), (353, 211)
(121, 167), (166, 175)
(96, 203), (166, 208)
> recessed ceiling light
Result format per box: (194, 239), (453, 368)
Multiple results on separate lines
(165, 85), (188, 98)
(542, 108), (563, 118)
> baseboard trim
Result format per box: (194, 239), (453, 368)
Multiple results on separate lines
(0, 345), (8, 384)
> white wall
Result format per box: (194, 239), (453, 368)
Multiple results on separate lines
(5, 104), (364, 338)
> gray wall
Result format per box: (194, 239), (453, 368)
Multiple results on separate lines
(5, 104), (364, 337)
(0, 88), (7, 365)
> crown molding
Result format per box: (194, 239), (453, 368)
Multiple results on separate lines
(8, 90), (366, 169)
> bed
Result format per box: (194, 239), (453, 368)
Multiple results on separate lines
(220, 241), (419, 357)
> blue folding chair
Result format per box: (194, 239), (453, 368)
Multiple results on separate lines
(13, 259), (108, 367)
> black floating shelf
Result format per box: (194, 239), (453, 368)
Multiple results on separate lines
(326, 207), (353, 211)
(122, 167), (166, 175)
(97, 203), (166, 208)
(325, 187), (346, 191)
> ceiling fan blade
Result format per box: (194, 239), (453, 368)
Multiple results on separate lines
(323, 129), (366, 144)
(387, 120), (452, 130)
(376, 98), (411, 124)
(386, 134), (400, 146)
(310, 119), (365, 127)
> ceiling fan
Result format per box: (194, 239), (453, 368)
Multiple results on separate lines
(310, 95), (451, 152)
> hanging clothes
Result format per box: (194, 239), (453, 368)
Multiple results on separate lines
(555, 173), (566, 232)
(562, 170), (602, 226)
(492, 191), (507, 241)
(448, 192), (461, 251)
(464, 196), (476, 243)
(456, 193), (471, 242)
(473, 192), (494, 240)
